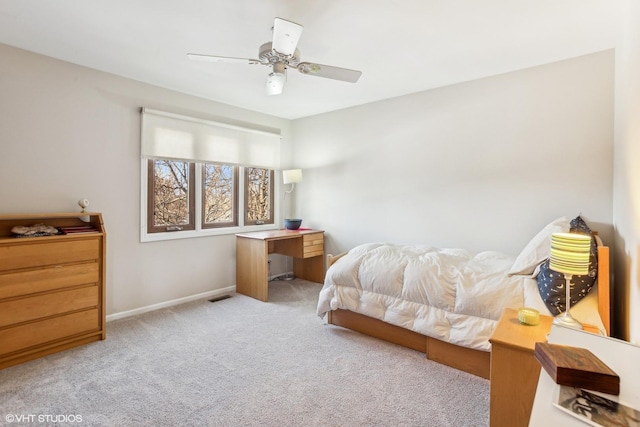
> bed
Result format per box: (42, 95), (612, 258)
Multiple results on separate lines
(316, 216), (611, 379)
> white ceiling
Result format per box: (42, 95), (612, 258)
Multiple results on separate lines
(0, 0), (622, 120)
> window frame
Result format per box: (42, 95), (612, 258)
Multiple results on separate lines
(244, 168), (275, 226)
(146, 159), (196, 234)
(141, 158), (279, 242)
(201, 163), (239, 229)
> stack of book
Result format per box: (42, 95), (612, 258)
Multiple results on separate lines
(59, 225), (99, 235)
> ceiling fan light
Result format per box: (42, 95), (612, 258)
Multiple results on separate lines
(266, 72), (285, 95)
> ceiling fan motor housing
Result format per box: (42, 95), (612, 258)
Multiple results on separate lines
(259, 42), (300, 67)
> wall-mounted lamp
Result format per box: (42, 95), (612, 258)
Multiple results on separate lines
(282, 169), (303, 231)
(549, 232), (592, 330)
(283, 169), (302, 193)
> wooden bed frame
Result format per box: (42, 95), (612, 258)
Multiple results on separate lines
(325, 241), (611, 379)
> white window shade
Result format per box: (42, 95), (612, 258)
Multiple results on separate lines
(141, 108), (281, 169)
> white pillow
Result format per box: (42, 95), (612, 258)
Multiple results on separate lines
(508, 216), (570, 276)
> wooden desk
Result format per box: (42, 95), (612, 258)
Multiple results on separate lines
(235, 229), (324, 301)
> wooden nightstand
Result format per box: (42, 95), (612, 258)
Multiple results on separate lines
(489, 308), (553, 427)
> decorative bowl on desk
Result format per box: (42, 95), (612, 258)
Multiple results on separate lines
(284, 219), (302, 230)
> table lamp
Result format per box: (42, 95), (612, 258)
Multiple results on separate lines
(549, 232), (592, 329)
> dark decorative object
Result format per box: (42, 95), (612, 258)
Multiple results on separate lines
(284, 219), (302, 230)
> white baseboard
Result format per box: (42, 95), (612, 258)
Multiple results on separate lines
(106, 286), (236, 322)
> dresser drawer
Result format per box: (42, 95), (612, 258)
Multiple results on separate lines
(0, 238), (100, 272)
(0, 285), (99, 328)
(0, 262), (99, 299)
(303, 233), (324, 258)
(0, 308), (100, 357)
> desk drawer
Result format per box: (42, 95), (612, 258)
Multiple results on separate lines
(303, 233), (324, 258)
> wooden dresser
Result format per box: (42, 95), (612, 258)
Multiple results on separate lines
(0, 212), (106, 369)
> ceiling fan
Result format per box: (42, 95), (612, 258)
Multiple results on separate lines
(187, 17), (362, 95)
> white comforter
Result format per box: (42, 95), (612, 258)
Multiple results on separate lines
(317, 242), (602, 352)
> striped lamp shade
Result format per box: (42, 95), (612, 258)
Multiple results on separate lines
(549, 232), (592, 275)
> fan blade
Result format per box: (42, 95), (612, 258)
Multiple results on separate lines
(187, 53), (262, 65)
(297, 62), (362, 83)
(272, 18), (303, 56)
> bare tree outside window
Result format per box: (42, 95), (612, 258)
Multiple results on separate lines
(203, 164), (237, 228)
(245, 167), (274, 225)
(146, 159), (274, 235)
(148, 160), (195, 232)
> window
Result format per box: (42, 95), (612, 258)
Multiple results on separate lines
(148, 160), (195, 233)
(145, 159), (274, 236)
(140, 108), (281, 241)
(203, 164), (238, 229)
(245, 167), (274, 226)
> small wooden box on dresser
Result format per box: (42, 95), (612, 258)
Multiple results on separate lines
(0, 212), (106, 369)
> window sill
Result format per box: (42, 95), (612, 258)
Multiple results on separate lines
(140, 224), (279, 243)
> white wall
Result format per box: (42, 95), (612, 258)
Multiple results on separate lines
(292, 51), (614, 261)
(0, 42), (621, 333)
(613, 1), (640, 343)
(0, 43), (291, 316)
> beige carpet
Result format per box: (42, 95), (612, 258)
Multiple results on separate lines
(0, 279), (489, 426)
